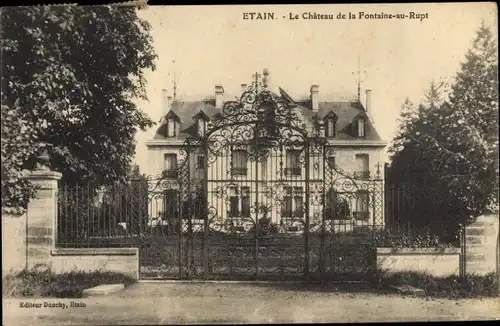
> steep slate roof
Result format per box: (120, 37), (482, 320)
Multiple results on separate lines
(153, 90), (383, 142)
(154, 99), (219, 140)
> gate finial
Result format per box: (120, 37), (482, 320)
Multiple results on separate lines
(263, 68), (269, 89)
(375, 162), (381, 178)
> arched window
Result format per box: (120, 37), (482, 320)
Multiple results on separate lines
(357, 118), (365, 138)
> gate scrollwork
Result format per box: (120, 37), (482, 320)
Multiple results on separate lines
(138, 69), (384, 281)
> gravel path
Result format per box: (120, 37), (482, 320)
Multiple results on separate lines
(3, 282), (500, 325)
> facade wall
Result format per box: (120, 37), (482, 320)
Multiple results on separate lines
(146, 140), (386, 229)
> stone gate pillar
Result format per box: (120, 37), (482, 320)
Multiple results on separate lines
(26, 169), (62, 270)
(464, 213), (500, 276)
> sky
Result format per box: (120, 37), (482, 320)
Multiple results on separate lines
(132, 3), (497, 171)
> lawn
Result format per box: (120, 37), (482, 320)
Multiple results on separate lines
(3, 269), (136, 298)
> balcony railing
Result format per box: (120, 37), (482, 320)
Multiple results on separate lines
(227, 210), (251, 218)
(231, 167), (248, 176)
(354, 211), (370, 220)
(162, 169), (178, 178)
(281, 209), (304, 218)
(284, 167), (301, 176)
(354, 171), (370, 179)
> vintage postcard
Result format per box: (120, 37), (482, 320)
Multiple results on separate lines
(2, 2), (499, 325)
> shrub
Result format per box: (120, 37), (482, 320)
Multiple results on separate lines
(373, 228), (457, 249)
(370, 270), (499, 299)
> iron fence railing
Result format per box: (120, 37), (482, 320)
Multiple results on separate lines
(56, 182), (149, 248)
(56, 180), (465, 256)
(231, 167), (248, 176)
(353, 171), (370, 179)
(384, 183), (464, 248)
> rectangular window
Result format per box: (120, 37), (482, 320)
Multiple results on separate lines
(194, 187), (207, 220)
(197, 155), (204, 170)
(355, 190), (370, 220)
(241, 187), (250, 217)
(355, 154), (369, 178)
(164, 154), (177, 177)
(294, 195), (304, 217)
(231, 150), (248, 176)
(285, 150), (301, 176)
(229, 187), (239, 217)
(162, 190), (179, 220)
(228, 186), (250, 218)
(282, 196), (293, 218)
(325, 188), (351, 220)
(282, 187), (303, 218)
(167, 119), (176, 137)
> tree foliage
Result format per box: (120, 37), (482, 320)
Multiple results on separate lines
(1, 6), (157, 212)
(387, 22), (499, 239)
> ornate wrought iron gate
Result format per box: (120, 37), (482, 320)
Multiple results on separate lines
(138, 72), (384, 280)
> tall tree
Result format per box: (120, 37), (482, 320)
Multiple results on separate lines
(387, 22), (498, 240)
(444, 22), (499, 211)
(1, 6), (157, 212)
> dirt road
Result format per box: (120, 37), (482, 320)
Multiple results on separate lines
(3, 282), (499, 325)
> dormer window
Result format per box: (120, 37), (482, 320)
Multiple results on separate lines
(326, 118), (336, 138)
(324, 112), (338, 138)
(166, 118), (177, 138)
(196, 118), (206, 137)
(194, 111), (209, 138)
(357, 118), (365, 138)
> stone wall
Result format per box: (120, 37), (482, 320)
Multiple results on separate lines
(7, 166), (497, 282)
(4, 169), (142, 280)
(376, 248), (461, 277)
(51, 248), (139, 279)
(465, 214), (500, 275)
(2, 213), (27, 276)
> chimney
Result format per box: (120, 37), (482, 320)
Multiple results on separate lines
(167, 96), (173, 111)
(241, 84), (247, 96)
(215, 85), (224, 109)
(310, 85), (319, 112)
(365, 89), (372, 112)
(161, 89), (170, 114)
